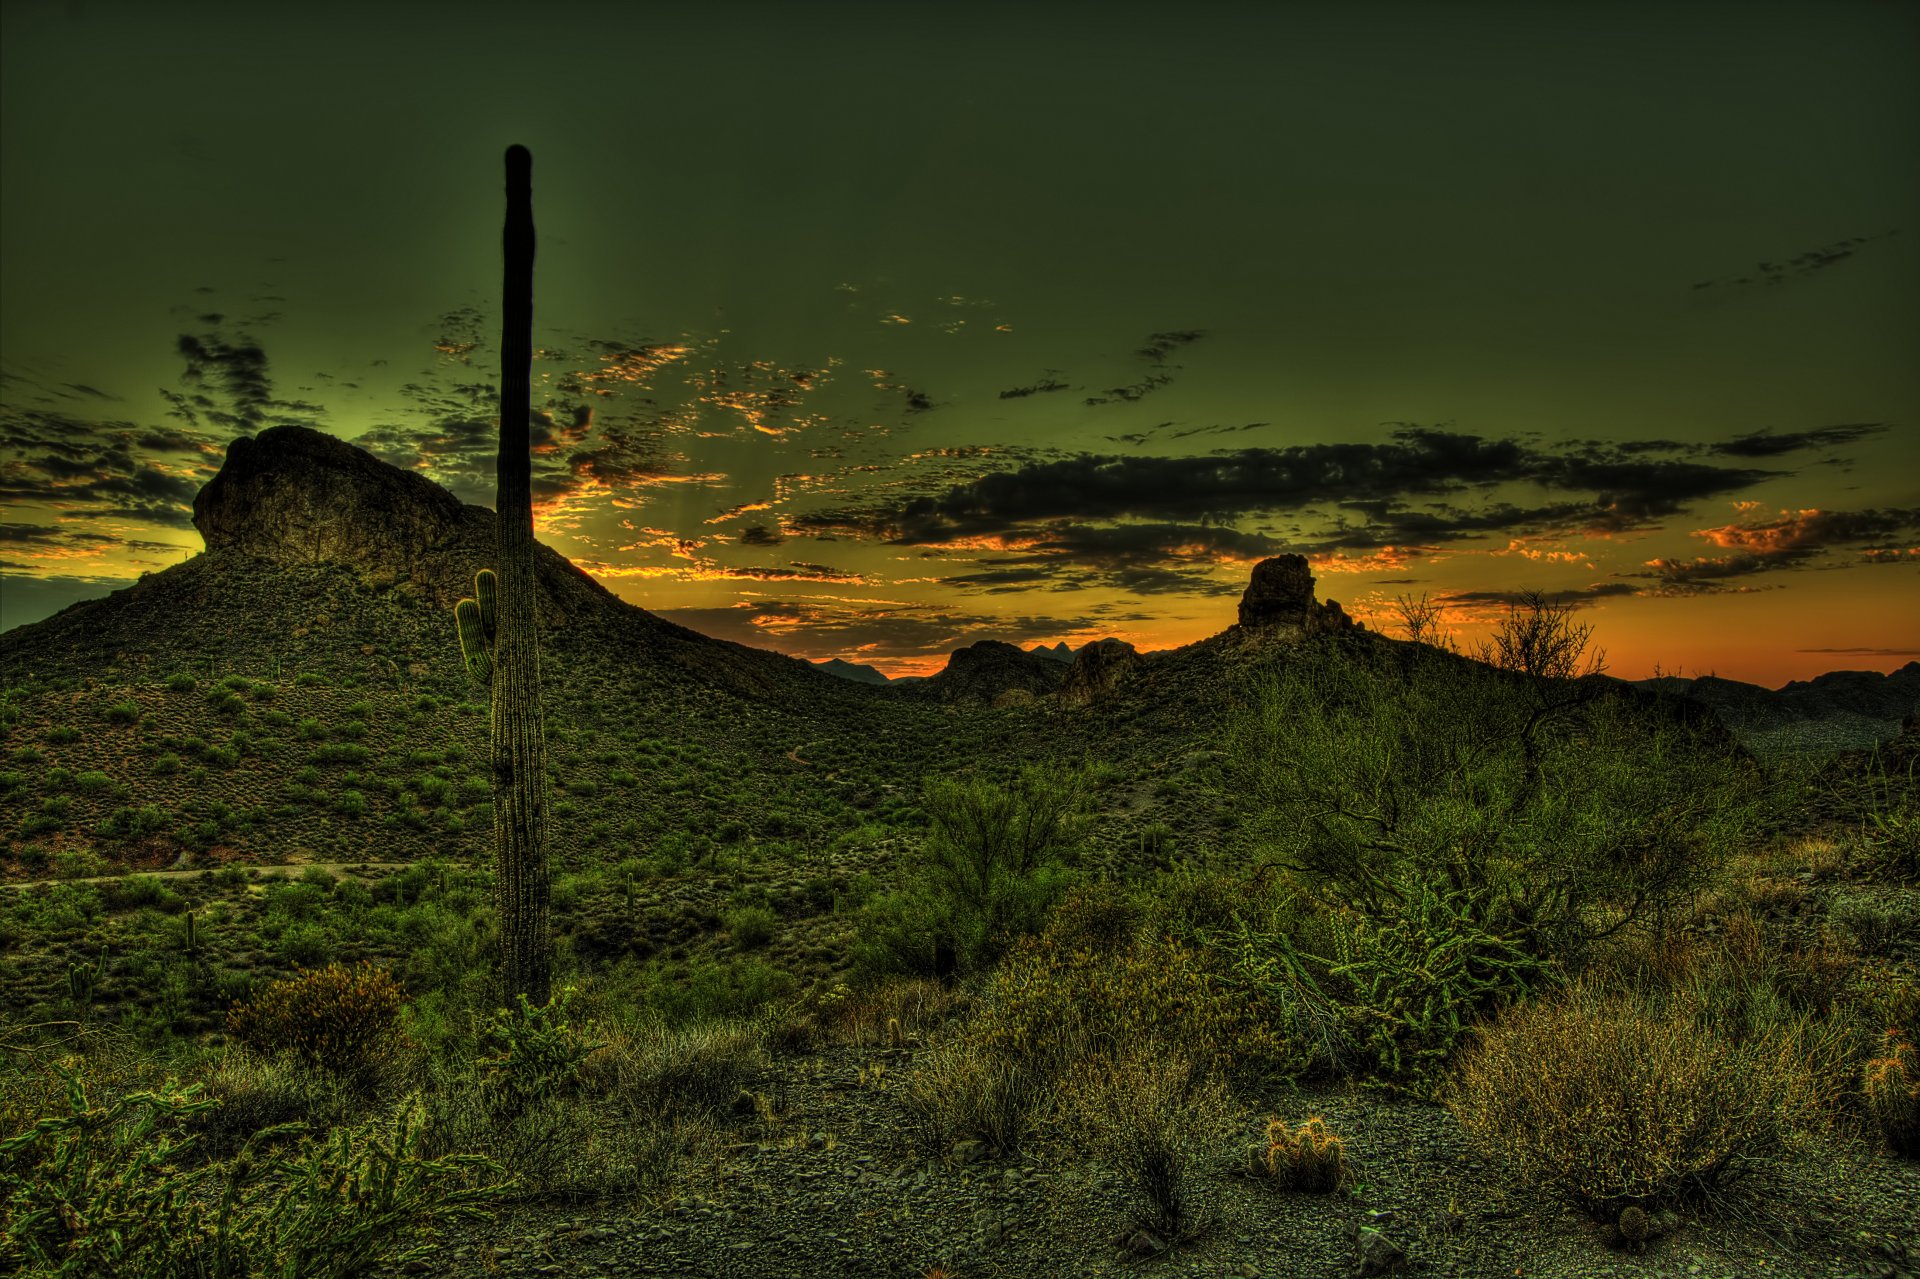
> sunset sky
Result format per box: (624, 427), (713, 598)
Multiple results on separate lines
(3, 0), (1916, 682)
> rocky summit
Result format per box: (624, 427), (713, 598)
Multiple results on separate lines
(1236, 554), (1360, 635)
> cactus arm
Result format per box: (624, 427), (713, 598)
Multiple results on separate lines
(455, 596), (495, 688)
(475, 568), (498, 639)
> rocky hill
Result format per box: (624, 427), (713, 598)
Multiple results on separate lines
(1634, 663), (1920, 757)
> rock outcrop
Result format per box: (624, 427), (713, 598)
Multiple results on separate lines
(916, 640), (1069, 704)
(190, 424), (619, 621)
(193, 425), (468, 591)
(1236, 555), (1359, 635)
(1060, 638), (1142, 705)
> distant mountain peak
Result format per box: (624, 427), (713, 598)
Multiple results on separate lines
(813, 657), (891, 685)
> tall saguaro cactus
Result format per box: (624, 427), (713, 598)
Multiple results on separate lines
(486, 143), (550, 1006)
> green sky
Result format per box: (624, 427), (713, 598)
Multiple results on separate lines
(3, 0), (1916, 682)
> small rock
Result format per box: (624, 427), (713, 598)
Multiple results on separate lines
(1125, 1229), (1165, 1257)
(1355, 1225), (1408, 1276)
(950, 1138), (987, 1165)
(1237, 1264), (1263, 1279)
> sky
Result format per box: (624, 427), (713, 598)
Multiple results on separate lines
(2, 0), (1916, 683)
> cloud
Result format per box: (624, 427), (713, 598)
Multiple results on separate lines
(792, 429), (1777, 552)
(1636, 506), (1920, 587)
(651, 595), (1120, 667)
(1693, 507), (1920, 555)
(737, 524), (784, 546)
(0, 406), (221, 528)
(1442, 582), (1640, 610)
(1711, 423), (1889, 458)
(1688, 230), (1898, 291)
(1083, 330), (1206, 407)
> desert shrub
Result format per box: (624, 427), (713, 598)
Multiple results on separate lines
(1249, 1115), (1352, 1191)
(1448, 977), (1835, 1219)
(725, 904), (779, 949)
(1864, 1031), (1920, 1155)
(1321, 876), (1549, 1093)
(226, 962), (409, 1088)
(96, 804), (170, 840)
(642, 956), (797, 1025)
(857, 765), (1084, 979)
(1057, 1045), (1234, 1236)
(165, 672), (196, 692)
(1225, 640), (1762, 966)
(103, 699), (141, 725)
(474, 989), (600, 1121)
(0, 1072), (502, 1278)
(101, 874), (185, 914)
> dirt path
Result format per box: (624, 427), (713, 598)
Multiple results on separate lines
(0, 862), (413, 890)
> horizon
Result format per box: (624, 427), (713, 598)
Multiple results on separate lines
(3, 1), (1917, 685)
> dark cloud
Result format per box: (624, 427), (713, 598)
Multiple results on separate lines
(1689, 230), (1898, 291)
(174, 333), (273, 431)
(1711, 423), (1889, 458)
(738, 524), (783, 546)
(0, 406), (220, 527)
(997, 375), (1071, 400)
(1084, 331), (1206, 407)
(1444, 583), (1640, 609)
(793, 429), (1777, 550)
(651, 598), (1114, 664)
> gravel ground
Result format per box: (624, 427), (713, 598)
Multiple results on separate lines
(406, 1045), (1920, 1279)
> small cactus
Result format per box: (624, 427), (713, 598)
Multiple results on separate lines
(1618, 1204), (1649, 1245)
(1864, 1029), (1920, 1155)
(1252, 1115), (1350, 1192)
(185, 908), (197, 954)
(454, 569), (498, 688)
(66, 947), (107, 1010)
(886, 1015), (904, 1050)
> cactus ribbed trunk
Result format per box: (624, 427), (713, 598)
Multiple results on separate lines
(494, 143), (550, 1007)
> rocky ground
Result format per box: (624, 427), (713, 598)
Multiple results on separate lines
(405, 1045), (1920, 1279)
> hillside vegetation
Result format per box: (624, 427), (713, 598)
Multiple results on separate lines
(2, 437), (1916, 1278)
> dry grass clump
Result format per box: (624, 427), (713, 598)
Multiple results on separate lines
(584, 1015), (767, 1118)
(817, 976), (969, 1050)
(1448, 976), (1834, 1219)
(1864, 1030), (1920, 1155)
(1247, 1115), (1352, 1192)
(192, 1047), (351, 1158)
(903, 1041), (1053, 1157)
(1056, 1045), (1235, 1237)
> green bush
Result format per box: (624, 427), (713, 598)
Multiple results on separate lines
(856, 765), (1084, 978)
(474, 989), (600, 1121)
(725, 904), (779, 949)
(1225, 641), (1761, 965)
